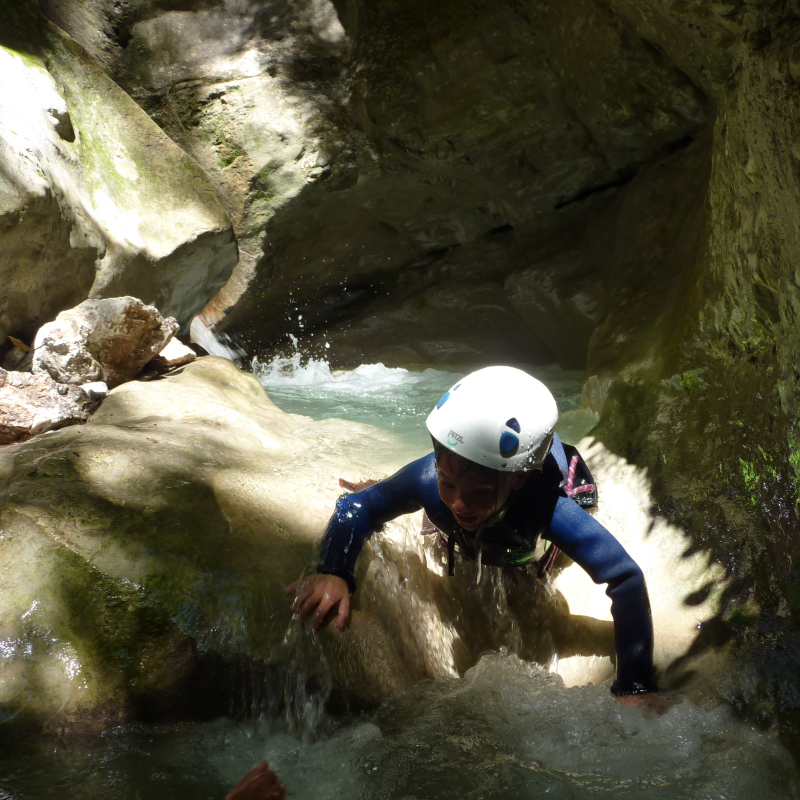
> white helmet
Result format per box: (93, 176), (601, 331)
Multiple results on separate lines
(426, 366), (558, 472)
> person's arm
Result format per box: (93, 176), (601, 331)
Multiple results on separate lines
(547, 496), (657, 696)
(288, 454), (434, 628)
(316, 454), (434, 591)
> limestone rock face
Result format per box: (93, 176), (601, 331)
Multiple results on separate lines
(32, 297), (179, 388)
(33, 0), (711, 358)
(0, 369), (91, 444)
(319, 280), (558, 369)
(0, 357), (417, 737)
(579, 3), (800, 692)
(0, 1), (237, 341)
(607, 0), (742, 96)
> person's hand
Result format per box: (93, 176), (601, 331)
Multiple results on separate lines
(225, 760), (286, 800)
(615, 692), (668, 714)
(286, 573), (350, 630)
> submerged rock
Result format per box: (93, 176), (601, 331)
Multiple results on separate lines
(31, 297), (179, 388)
(0, 368), (92, 444)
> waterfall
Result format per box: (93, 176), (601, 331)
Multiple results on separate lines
(189, 316), (245, 364)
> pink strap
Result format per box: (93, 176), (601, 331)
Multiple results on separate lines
(563, 455), (594, 497)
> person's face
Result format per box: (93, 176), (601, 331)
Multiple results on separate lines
(436, 450), (499, 530)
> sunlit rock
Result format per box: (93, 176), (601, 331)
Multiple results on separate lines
(547, 437), (727, 689)
(150, 337), (197, 369)
(32, 297), (179, 388)
(80, 381), (109, 401)
(0, 2), (237, 342)
(0, 368), (92, 444)
(0, 357), (413, 737)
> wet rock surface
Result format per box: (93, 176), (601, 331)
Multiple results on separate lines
(0, 357), (411, 739)
(32, 297), (179, 388)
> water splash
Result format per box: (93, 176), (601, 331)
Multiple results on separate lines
(252, 339), (458, 452)
(5, 653), (797, 799)
(189, 316), (245, 364)
(252, 339), (598, 446)
(227, 621), (334, 744)
(253, 335), (421, 393)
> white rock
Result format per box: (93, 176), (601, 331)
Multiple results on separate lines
(32, 297), (179, 388)
(80, 382), (109, 400)
(155, 338), (197, 367)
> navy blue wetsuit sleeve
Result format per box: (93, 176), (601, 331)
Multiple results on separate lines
(317, 454), (437, 592)
(548, 496), (657, 696)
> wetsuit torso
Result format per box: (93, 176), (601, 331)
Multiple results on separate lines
(317, 434), (656, 696)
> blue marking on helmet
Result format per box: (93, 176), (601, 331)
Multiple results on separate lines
(499, 431), (520, 456)
(506, 417), (521, 433)
(436, 391), (451, 410)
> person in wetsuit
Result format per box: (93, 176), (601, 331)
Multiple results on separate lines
(288, 366), (658, 702)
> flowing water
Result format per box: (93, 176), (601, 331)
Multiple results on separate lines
(2, 653), (797, 799)
(252, 344), (599, 449)
(3, 352), (798, 798)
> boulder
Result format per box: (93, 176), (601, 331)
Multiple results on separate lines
(32, 297), (179, 388)
(0, 369), (91, 444)
(0, 1), (237, 342)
